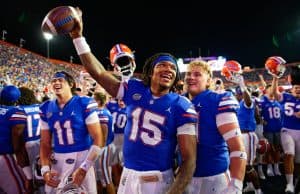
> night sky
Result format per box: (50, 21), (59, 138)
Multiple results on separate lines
(1, 1), (300, 73)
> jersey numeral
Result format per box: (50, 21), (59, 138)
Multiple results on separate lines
(26, 114), (41, 138)
(267, 107), (281, 119)
(284, 102), (300, 116)
(54, 120), (74, 145)
(129, 108), (164, 146)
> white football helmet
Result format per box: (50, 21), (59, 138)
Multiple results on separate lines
(57, 176), (87, 194)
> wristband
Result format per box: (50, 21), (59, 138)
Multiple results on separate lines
(80, 145), (103, 172)
(41, 165), (50, 177)
(80, 159), (94, 172)
(230, 178), (243, 191)
(22, 166), (33, 180)
(73, 37), (91, 55)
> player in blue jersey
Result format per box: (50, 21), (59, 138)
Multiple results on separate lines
(110, 99), (127, 186)
(93, 91), (116, 194)
(68, 10), (198, 193)
(0, 85), (32, 193)
(269, 64), (300, 193)
(259, 84), (283, 177)
(18, 87), (44, 192)
(39, 71), (105, 194)
(234, 81), (263, 194)
(184, 60), (246, 194)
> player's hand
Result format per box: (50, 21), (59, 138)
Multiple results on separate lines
(72, 168), (87, 186)
(294, 111), (300, 118)
(69, 7), (83, 39)
(228, 74), (244, 85)
(43, 171), (60, 188)
(220, 185), (242, 194)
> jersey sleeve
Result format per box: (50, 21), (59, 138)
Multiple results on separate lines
(175, 96), (198, 135)
(217, 91), (239, 115)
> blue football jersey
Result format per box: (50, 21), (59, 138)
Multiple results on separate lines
(259, 96), (283, 132)
(39, 96), (98, 153)
(280, 92), (300, 130)
(0, 105), (27, 154)
(237, 99), (256, 132)
(190, 90), (239, 177)
(20, 104), (41, 142)
(111, 107), (127, 134)
(97, 107), (114, 145)
(121, 79), (198, 171)
(106, 100), (119, 114)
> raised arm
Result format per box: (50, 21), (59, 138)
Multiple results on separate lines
(69, 8), (121, 97)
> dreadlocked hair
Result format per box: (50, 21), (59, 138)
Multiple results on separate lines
(141, 52), (181, 90)
(18, 87), (40, 105)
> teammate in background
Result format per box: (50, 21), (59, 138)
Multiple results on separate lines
(18, 87), (44, 192)
(110, 99), (127, 188)
(69, 8), (198, 194)
(39, 71), (104, 194)
(259, 84), (283, 177)
(93, 91), (116, 194)
(267, 56), (300, 193)
(234, 82), (262, 194)
(184, 60), (246, 194)
(174, 80), (185, 95)
(0, 85), (32, 193)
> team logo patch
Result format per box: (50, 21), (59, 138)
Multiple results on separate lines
(65, 158), (75, 164)
(132, 93), (142, 101)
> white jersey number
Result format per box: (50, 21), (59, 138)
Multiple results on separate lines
(112, 112), (127, 129)
(284, 102), (300, 116)
(129, 108), (165, 146)
(54, 120), (74, 145)
(268, 107), (281, 119)
(26, 114), (41, 138)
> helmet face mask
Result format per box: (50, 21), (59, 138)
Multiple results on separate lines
(110, 43), (135, 78)
(113, 56), (136, 77)
(265, 56), (286, 78)
(221, 60), (243, 82)
(58, 176), (87, 194)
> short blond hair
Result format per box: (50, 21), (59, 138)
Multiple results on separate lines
(188, 60), (213, 78)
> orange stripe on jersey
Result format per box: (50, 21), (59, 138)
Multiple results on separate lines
(182, 113), (198, 119)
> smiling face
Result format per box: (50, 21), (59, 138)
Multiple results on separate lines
(51, 77), (71, 96)
(184, 60), (212, 98)
(150, 61), (177, 95)
(292, 85), (300, 98)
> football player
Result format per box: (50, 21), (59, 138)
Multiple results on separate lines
(39, 71), (105, 194)
(18, 87), (44, 192)
(267, 56), (300, 193)
(184, 60), (246, 194)
(0, 85), (32, 193)
(68, 8), (198, 194)
(93, 92), (116, 194)
(226, 63), (263, 194)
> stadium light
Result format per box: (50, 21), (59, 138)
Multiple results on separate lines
(19, 38), (25, 48)
(43, 32), (53, 58)
(2, 30), (7, 41)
